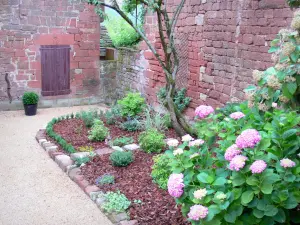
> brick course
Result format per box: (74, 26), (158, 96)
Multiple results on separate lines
(0, 0), (100, 102)
(141, 0), (294, 117)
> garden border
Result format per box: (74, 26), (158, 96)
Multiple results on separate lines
(35, 129), (138, 225)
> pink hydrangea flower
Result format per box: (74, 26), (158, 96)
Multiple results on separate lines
(230, 112), (245, 120)
(188, 205), (209, 221)
(167, 173), (185, 198)
(236, 129), (261, 149)
(195, 105), (214, 119)
(250, 160), (267, 174)
(224, 144), (241, 161)
(280, 158), (296, 168)
(229, 155), (248, 171)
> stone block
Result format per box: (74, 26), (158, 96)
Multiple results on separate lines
(195, 14), (204, 25)
(90, 191), (104, 201)
(45, 145), (58, 152)
(107, 212), (128, 223)
(123, 144), (140, 151)
(42, 142), (55, 150)
(48, 151), (64, 160)
(202, 75), (214, 84)
(200, 93), (207, 101)
(95, 147), (115, 155)
(54, 155), (74, 172)
(70, 152), (90, 160)
(68, 167), (81, 181)
(120, 220), (138, 225)
(75, 178), (89, 190)
(85, 185), (100, 196)
(38, 139), (47, 145)
(95, 195), (106, 206)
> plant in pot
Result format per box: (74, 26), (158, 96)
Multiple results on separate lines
(22, 92), (39, 116)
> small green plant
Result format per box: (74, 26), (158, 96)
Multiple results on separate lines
(74, 156), (91, 166)
(70, 112), (74, 119)
(78, 145), (94, 152)
(101, 190), (131, 213)
(80, 109), (99, 128)
(162, 113), (172, 128)
(22, 92), (39, 105)
(157, 88), (191, 112)
(112, 137), (134, 147)
(142, 107), (168, 131)
(109, 151), (134, 167)
(88, 119), (109, 141)
(133, 199), (143, 204)
(118, 92), (146, 117)
(95, 174), (115, 186)
(119, 118), (142, 132)
(138, 129), (166, 153)
(104, 105), (122, 125)
(151, 154), (172, 190)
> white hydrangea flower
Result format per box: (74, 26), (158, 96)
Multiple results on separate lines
(167, 139), (179, 147)
(182, 134), (194, 142)
(173, 148), (184, 156)
(194, 188), (207, 200)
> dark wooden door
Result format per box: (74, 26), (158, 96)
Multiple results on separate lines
(40, 45), (71, 96)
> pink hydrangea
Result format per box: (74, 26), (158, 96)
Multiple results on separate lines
(188, 205), (209, 221)
(250, 160), (267, 174)
(229, 155), (248, 171)
(224, 144), (241, 161)
(230, 112), (245, 120)
(236, 129), (261, 149)
(167, 173), (185, 198)
(195, 105), (214, 119)
(280, 158), (296, 168)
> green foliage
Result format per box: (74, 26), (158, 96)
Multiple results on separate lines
(142, 107), (168, 131)
(118, 92), (146, 117)
(46, 116), (76, 153)
(167, 103), (300, 225)
(162, 113), (172, 128)
(22, 92), (39, 105)
(138, 129), (166, 153)
(119, 118), (142, 132)
(109, 150), (134, 167)
(245, 13), (300, 110)
(79, 109), (99, 128)
(101, 190), (131, 213)
(151, 154), (172, 190)
(104, 105), (122, 125)
(88, 119), (109, 141)
(287, 0), (300, 8)
(112, 136), (134, 147)
(78, 145), (94, 152)
(157, 88), (191, 112)
(95, 174), (115, 186)
(74, 156), (91, 166)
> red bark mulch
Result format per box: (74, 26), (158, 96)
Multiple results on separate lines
(81, 151), (189, 225)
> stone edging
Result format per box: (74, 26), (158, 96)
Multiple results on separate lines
(35, 129), (138, 225)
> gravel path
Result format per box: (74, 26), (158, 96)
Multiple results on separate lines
(0, 105), (112, 225)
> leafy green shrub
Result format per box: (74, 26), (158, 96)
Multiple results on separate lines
(88, 119), (109, 141)
(151, 154), (172, 190)
(287, 0), (300, 8)
(95, 174), (115, 186)
(74, 156), (91, 166)
(162, 113), (172, 128)
(79, 110), (99, 128)
(101, 191), (131, 213)
(78, 145), (94, 152)
(118, 92), (146, 117)
(138, 129), (166, 153)
(109, 151), (134, 167)
(104, 105), (122, 125)
(157, 88), (191, 112)
(119, 118), (142, 132)
(22, 92), (39, 105)
(166, 104), (300, 225)
(142, 107), (168, 131)
(245, 12), (300, 110)
(104, 15), (140, 47)
(112, 137), (134, 147)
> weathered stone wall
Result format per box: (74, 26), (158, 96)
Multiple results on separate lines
(139, 0), (294, 117)
(99, 47), (148, 104)
(0, 0), (101, 109)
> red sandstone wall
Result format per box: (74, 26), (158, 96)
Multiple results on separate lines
(0, 0), (100, 101)
(140, 0), (294, 117)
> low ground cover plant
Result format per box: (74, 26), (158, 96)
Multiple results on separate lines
(138, 128), (166, 153)
(151, 154), (172, 190)
(109, 150), (134, 167)
(79, 109), (100, 128)
(95, 174), (115, 186)
(111, 136), (134, 147)
(101, 190), (131, 213)
(78, 145), (94, 152)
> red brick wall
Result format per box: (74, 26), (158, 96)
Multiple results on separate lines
(141, 0), (294, 117)
(0, 0), (100, 101)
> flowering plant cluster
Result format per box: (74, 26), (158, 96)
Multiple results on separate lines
(245, 11), (300, 110)
(164, 105), (300, 225)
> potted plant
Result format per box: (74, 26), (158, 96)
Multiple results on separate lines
(22, 92), (39, 116)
